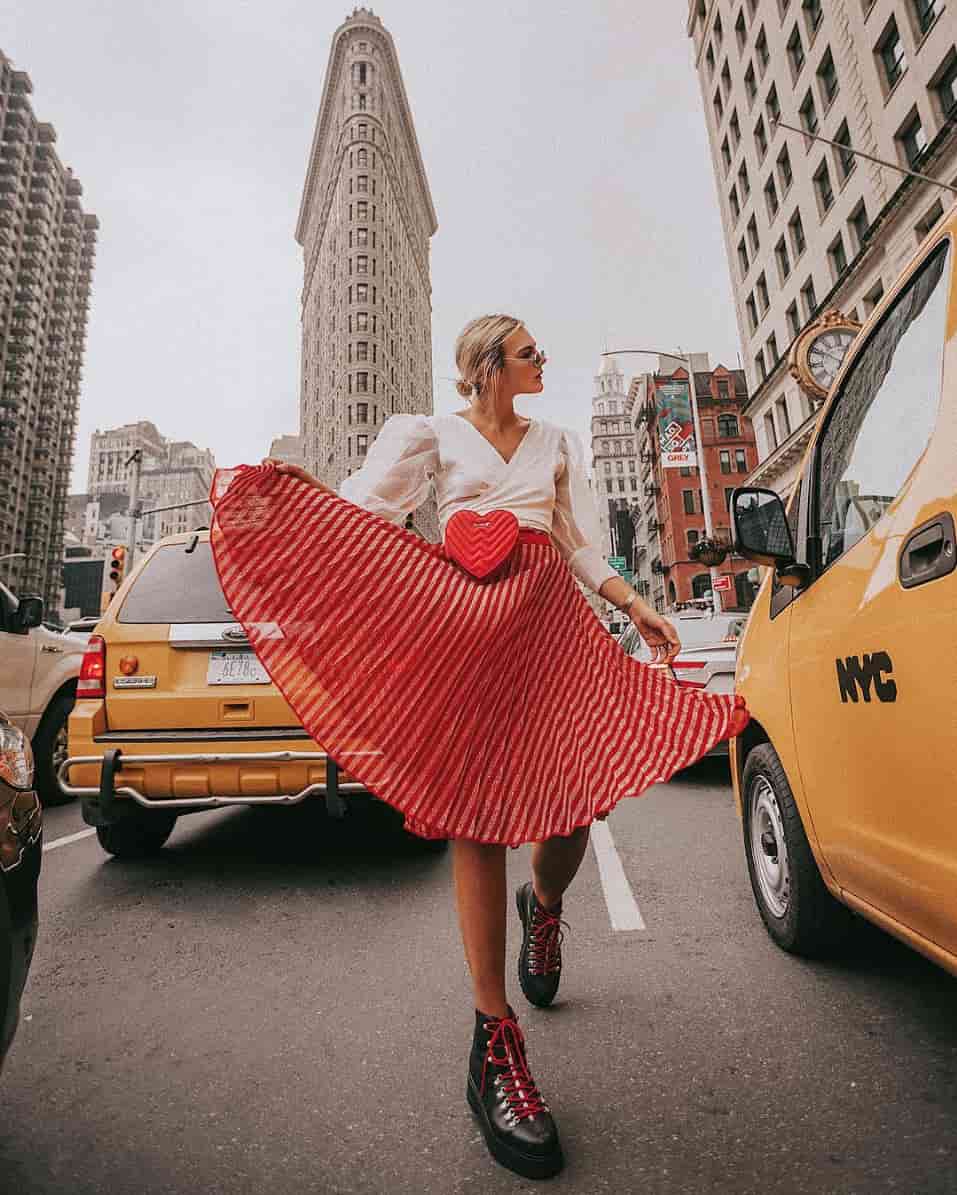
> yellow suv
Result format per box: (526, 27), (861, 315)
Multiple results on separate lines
(63, 530), (436, 858)
(730, 211), (956, 976)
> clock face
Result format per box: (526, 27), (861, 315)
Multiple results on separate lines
(806, 328), (857, 391)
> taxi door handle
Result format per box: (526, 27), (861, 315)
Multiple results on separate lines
(899, 513), (955, 589)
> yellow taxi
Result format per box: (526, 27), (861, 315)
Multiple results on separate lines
(62, 530), (438, 858)
(729, 207), (956, 976)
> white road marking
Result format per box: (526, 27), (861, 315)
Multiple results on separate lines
(42, 828), (97, 852)
(590, 819), (646, 932)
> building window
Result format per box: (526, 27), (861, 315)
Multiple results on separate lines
(738, 161), (750, 198)
(747, 214), (760, 253)
(356, 310), (369, 331)
(357, 201), (368, 219)
(767, 332), (779, 365)
(729, 185), (741, 222)
(764, 174), (779, 220)
(355, 227), (369, 247)
(789, 207), (806, 256)
(756, 348), (768, 381)
(706, 42), (716, 74)
(915, 198), (944, 243)
(877, 18), (907, 91)
(606, 480), (613, 494)
(775, 235), (791, 282)
(756, 271), (770, 313)
(721, 60), (732, 95)
(730, 109), (741, 146)
(717, 378), (730, 400)
(714, 11), (723, 43)
(735, 448), (748, 472)
(764, 411), (778, 450)
(356, 372), (369, 393)
(766, 83), (781, 127)
(799, 89), (818, 135)
(356, 340), (369, 361)
(755, 117), (768, 159)
(787, 25), (805, 75)
(756, 26), (769, 72)
(898, 109), (927, 167)
(777, 144), (793, 191)
(786, 299), (802, 339)
(934, 51), (957, 116)
(776, 397), (792, 438)
(683, 489), (697, 514)
(802, 0), (823, 34)
(356, 255), (368, 274)
(863, 278), (885, 314)
(738, 238), (750, 278)
(680, 466), (693, 477)
(813, 159), (833, 213)
(356, 402), (369, 423)
(721, 136), (732, 172)
(357, 175), (369, 193)
(630, 478), (638, 491)
(356, 283), (368, 302)
(720, 449), (732, 474)
(745, 61), (757, 102)
(687, 529), (701, 550)
(356, 147), (368, 166)
(801, 275), (817, 319)
(849, 199), (869, 251)
(356, 433), (369, 456)
(817, 47), (839, 105)
(735, 9), (747, 49)
(714, 89), (724, 122)
(912, 0), (940, 35)
(746, 293), (759, 331)
(828, 232), (848, 280)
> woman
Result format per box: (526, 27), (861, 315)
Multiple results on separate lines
(210, 314), (747, 1181)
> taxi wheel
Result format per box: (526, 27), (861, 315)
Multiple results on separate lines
(32, 690), (76, 807)
(95, 811), (177, 859)
(742, 744), (854, 957)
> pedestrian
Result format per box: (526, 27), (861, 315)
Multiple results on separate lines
(210, 314), (748, 1181)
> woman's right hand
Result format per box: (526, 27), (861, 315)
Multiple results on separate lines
(260, 458), (334, 494)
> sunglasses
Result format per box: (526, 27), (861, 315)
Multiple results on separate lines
(503, 348), (547, 368)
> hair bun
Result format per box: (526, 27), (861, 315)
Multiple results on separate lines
(455, 379), (474, 398)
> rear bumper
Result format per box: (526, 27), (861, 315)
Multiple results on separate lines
(59, 746), (375, 823)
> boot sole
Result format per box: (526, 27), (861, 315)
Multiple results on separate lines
(516, 885), (560, 1009)
(467, 1075), (564, 1180)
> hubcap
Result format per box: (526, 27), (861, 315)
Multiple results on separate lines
(750, 776), (790, 919)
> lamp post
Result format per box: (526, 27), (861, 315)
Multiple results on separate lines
(601, 348), (723, 613)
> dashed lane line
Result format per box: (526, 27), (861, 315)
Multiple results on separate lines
(42, 828), (97, 852)
(590, 818), (646, 932)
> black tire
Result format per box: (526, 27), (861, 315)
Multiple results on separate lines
(32, 690), (76, 807)
(95, 811), (177, 859)
(742, 743), (854, 957)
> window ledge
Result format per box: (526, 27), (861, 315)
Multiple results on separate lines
(882, 68), (909, 108)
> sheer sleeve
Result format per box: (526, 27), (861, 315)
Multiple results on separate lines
(338, 414), (438, 525)
(552, 427), (619, 595)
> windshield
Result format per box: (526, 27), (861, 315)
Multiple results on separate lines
(118, 541), (233, 624)
(624, 615), (743, 659)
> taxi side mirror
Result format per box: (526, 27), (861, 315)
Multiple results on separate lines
(731, 487), (810, 590)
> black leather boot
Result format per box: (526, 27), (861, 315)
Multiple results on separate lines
(516, 881), (567, 1008)
(466, 1006), (564, 1180)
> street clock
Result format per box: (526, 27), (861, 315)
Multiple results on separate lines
(787, 308), (862, 402)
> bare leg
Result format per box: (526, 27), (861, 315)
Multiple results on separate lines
(452, 839), (509, 1018)
(531, 825), (590, 910)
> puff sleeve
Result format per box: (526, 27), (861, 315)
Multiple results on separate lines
(552, 427), (620, 595)
(338, 414), (438, 525)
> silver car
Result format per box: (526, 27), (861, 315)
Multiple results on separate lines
(618, 611), (746, 757)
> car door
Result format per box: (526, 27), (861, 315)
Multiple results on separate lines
(788, 238), (957, 954)
(0, 584), (38, 729)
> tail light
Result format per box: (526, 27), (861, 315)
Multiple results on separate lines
(77, 633), (106, 698)
(672, 660), (707, 690)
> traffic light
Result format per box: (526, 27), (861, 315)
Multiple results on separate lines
(107, 545), (126, 589)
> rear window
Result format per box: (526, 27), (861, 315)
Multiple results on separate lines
(118, 541), (233, 624)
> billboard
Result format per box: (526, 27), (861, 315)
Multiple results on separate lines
(655, 381), (697, 468)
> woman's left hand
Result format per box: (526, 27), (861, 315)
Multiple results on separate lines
(630, 606), (681, 665)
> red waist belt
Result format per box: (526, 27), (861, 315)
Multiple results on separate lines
(444, 510), (551, 580)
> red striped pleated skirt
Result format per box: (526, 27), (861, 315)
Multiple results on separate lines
(210, 465), (743, 846)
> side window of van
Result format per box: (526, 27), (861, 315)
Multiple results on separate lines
(815, 241), (951, 572)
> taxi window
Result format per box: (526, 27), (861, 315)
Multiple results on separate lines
(117, 541), (233, 624)
(815, 241), (950, 572)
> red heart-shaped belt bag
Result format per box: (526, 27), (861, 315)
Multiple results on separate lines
(443, 509), (520, 580)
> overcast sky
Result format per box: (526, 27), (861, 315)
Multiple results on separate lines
(3, 1), (741, 491)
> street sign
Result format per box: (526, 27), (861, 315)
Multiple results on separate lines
(713, 575), (733, 592)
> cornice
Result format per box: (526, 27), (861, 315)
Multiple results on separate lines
(296, 15), (437, 247)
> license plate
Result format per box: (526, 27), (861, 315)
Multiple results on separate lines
(206, 650), (271, 685)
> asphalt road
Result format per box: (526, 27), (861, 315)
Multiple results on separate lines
(2, 762), (955, 1195)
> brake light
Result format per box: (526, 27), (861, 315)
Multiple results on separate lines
(78, 634), (106, 698)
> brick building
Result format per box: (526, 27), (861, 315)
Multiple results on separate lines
(635, 358), (758, 611)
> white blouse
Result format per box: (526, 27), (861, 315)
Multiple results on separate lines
(338, 413), (619, 595)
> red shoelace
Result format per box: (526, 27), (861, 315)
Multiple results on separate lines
(528, 905), (567, 976)
(481, 1016), (549, 1121)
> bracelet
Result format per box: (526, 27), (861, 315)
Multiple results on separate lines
(618, 590), (638, 615)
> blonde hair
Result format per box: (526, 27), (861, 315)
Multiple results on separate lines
(454, 314), (523, 400)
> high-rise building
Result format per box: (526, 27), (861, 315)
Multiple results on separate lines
(0, 50), (98, 611)
(688, 0), (957, 497)
(296, 8), (438, 536)
(590, 356), (640, 571)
